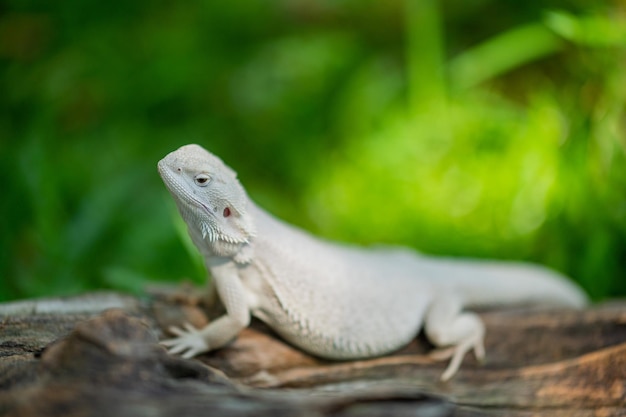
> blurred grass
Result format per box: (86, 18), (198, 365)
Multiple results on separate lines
(1, 0), (625, 301)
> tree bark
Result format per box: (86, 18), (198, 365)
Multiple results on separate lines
(1, 290), (624, 416)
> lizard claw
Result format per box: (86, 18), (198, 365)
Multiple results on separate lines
(160, 323), (209, 358)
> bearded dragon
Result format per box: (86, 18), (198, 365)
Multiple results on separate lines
(157, 144), (587, 381)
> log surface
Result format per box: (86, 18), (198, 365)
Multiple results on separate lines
(1, 290), (625, 417)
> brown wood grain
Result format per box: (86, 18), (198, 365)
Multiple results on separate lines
(1, 291), (625, 417)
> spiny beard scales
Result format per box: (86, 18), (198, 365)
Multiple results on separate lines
(200, 220), (248, 245)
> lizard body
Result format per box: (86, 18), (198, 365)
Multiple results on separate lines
(158, 144), (587, 380)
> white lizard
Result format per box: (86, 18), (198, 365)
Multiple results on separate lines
(158, 144), (588, 381)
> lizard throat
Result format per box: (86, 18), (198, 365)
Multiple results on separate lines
(175, 193), (252, 248)
(199, 220), (249, 245)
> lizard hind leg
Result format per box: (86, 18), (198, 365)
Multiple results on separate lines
(424, 293), (485, 382)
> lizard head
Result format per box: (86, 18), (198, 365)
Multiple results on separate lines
(158, 144), (256, 252)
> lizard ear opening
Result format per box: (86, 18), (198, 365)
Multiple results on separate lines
(219, 207), (256, 243)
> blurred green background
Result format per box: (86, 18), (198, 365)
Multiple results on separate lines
(1, 0), (625, 302)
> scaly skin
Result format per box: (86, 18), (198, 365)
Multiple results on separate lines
(158, 144), (588, 381)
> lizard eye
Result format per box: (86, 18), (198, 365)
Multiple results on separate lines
(194, 174), (211, 187)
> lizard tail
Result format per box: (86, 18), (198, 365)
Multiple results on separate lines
(424, 258), (589, 308)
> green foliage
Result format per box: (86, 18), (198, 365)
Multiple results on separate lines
(1, 0), (624, 301)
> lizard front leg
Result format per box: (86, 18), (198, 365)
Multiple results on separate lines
(424, 293), (485, 381)
(161, 260), (251, 358)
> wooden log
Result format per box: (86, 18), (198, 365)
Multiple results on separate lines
(1, 291), (625, 416)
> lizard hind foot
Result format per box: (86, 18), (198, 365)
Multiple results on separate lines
(424, 294), (486, 381)
(434, 332), (485, 382)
